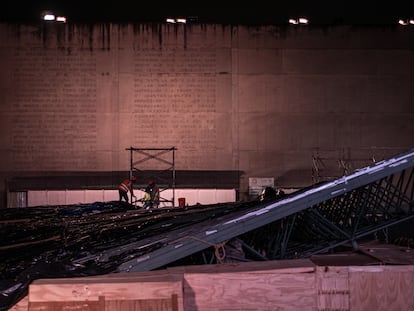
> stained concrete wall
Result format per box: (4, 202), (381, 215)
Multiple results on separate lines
(0, 23), (413, 204)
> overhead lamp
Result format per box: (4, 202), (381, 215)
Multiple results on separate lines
(176, 18), (186, 24)
(56, 16), (67, 23)
(289, 17), (308, 25)
(41, 11), (55, 21)
(166, 17), (187, 24)
(398, 18), (414, 26)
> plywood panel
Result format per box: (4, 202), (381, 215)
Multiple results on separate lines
(9, 295), (29, 311)
(171, 259), (315, 274)
(105, 297), (178, 311)
(28, 296), (179, 311)
(316, 266), (349, 311)
(349, 266), (414, 311)
(183, 270), (316, 311)
(28, 276), (184, 311)
(22, 264), (414, 311)
(29, 300), (101, 311)
(29, 282), (181, 302)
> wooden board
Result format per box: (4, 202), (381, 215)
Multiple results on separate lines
(8, 295), (29, 311)
(316, 266), (350, 311)
(349, 266), (414, 311)
(29, 296), (179, 311)
(169, 258), (316, 274)
(22, 262), (414, 311)
(183, 269), (316, 310)
(28, 277), (183, 311)
(359, 241), (414, 264)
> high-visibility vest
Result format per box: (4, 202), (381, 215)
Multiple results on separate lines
(119, 179), (132, 193)
(144, 185), (159, 202)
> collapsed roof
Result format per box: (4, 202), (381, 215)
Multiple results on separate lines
(1, 148), (414, 310)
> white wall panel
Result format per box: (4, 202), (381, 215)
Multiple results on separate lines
(27, 189), (236, 207)
(65, 190), (86, 205)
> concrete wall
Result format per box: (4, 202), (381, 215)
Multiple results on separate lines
(1, 23), (413, 205)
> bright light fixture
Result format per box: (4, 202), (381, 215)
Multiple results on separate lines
(398, 19), (414, 26)
(176, 18), (186, 24)
(42, 13), (55, 21)
(289, 17), (308, 25)
(166, 17), (187, 24)
(56, 16), (67, 23)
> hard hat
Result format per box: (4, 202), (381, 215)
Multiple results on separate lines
(131, 176), (137, 181)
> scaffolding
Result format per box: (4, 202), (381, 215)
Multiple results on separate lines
(126, 147), (177, 208)
(312, 148), (379, 184)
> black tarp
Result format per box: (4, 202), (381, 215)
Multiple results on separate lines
(0, 200), (260, 310)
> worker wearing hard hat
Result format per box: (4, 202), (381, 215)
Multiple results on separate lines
(143, 179), (160, 209)
(119, 175), (137, 204)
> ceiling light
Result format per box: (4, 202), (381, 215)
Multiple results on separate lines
(56, 16), (67, 23)
(289, 17), (308, 25)
(176, 18), (186, 24)
(41, 11), (55, 21)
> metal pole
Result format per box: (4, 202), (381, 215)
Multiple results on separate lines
(172, 147), (176, 207)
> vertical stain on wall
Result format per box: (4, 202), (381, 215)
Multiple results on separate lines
(99, 23), (111, 50)
(88, 24), (94, 51)
(153, 23), (162, 48)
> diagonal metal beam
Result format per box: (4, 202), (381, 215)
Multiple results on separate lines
(118, 149), (414, 272)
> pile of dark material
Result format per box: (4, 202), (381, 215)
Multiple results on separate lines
(0, 200), (260, 310)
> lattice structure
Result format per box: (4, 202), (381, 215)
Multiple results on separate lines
(116, 148), (414, 271)
(311, 148), (398, 184)
(247, 166), (414, 260)
(126, 147), (177, 208)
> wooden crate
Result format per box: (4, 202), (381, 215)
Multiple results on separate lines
(20, 261), (414, 311)
(28, 273), (183, 311)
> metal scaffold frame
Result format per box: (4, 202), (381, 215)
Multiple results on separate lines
(311, 147), (397, 184)
(126, 147), (177, 208)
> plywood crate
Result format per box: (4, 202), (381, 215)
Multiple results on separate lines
(28, 273), (184, 311)
(180, 261), (317, 311)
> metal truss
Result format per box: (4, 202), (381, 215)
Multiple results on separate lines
(238, 167), (414, 260)
(116, 149), (414, 272)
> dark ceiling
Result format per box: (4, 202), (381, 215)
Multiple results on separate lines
(2, 0), (414, 25)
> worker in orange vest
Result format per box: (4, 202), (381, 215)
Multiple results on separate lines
(119, 175), (137, 204)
